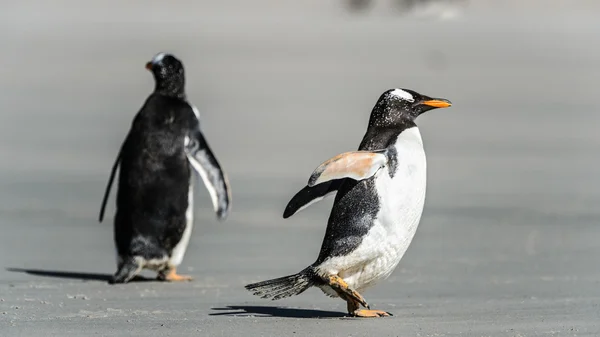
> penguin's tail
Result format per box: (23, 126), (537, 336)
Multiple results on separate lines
(245, 267), (318, 300)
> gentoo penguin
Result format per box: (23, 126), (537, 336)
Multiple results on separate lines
(245, 88), (451, 317)
(98, 52), (232, 284)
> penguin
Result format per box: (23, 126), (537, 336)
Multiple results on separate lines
(245, 88), (451, 317)
(98, 52), (232, 284)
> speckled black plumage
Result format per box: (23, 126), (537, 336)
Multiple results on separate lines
(113, 93), (198, 261)
(98, 53), (231, 284)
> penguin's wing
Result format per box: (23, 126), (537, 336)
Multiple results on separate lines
(185, 129), (232, 220)
(308, 150), (388, 187)
(283, 179), (344, 219)
(98, 149), (122, 223)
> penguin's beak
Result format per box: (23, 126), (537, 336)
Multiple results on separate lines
(145, 62), (153, 71)
(421, 98), (452, 108)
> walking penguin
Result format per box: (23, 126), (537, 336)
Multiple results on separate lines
(245, 88), (451, 317)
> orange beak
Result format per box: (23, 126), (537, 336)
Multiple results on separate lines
(421, 99), (452, 108)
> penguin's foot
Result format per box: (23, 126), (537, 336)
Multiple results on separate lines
(158, 268), (193, 282)
(327, 275), (369, 309)
(110, 257), (141, 284)
(347, 299), (391, 318)
(351, 309), (393, 318)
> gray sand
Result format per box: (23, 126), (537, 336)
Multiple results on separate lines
(1, 1), (599, 336)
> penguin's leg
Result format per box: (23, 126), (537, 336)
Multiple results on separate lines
(326, 275), (369, 309)
(347, 299), (392, 318)
(157, 178), (195, 283)
(110, 257), (142, 284)
(157, 266), (192, 282)
(326, 275), (391, 318)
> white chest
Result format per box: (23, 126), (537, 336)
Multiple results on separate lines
(317, 127), (427, 292)
(169, 176), (195, 267)
(370, 127), (427, 272)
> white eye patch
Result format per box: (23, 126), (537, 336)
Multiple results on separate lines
(152, 52), (166, 64)
(390, 89), (415, 102)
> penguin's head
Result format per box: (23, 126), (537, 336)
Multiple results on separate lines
(145, 52), (185, 97)
(369, 88), (452, 127)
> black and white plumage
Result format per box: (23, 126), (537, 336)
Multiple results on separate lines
(99, 52), (231, 284)
(246, 88), (451, 317)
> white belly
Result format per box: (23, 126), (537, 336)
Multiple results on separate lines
(169, 176), (194, 267)
(317, 127), (427, 293)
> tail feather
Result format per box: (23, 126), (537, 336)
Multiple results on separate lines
(245, 267), (316, 301)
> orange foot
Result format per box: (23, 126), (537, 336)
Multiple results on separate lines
(158, 268), (193, 282)
(327, 275), (369, 308)
(352, 309), (392, 318)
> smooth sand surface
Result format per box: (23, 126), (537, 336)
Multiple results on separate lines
(1, 1), (599, 336)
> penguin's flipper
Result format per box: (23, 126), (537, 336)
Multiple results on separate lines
(308, 150), (388, 187)
(98, 149), (122, 223)
(283, 180), (344, 219)
(185, 129), (232, 220)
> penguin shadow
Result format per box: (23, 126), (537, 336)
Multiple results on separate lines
(210, 305), (347, 319)
(5, 268), (154, 283)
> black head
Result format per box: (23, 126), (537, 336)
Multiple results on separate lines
(145, 52), (186, 98)
(368, 88), (452, 128)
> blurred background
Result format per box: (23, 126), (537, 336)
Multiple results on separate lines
(0, 1), (599, 335)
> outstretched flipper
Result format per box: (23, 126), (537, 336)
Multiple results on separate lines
(98, 148), (123, 223)
(308, 149), (388, 187)
(185, 129), (232, 220)
(283, 180), (344, 219)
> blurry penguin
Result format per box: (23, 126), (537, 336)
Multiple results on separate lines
(246, 88), (451, 317)
(99, 52), (232, 284)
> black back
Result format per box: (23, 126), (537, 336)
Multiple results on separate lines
(114, 92), (199, 259)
